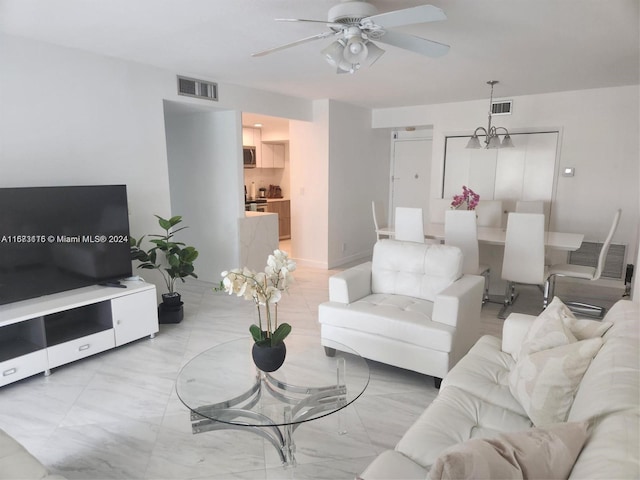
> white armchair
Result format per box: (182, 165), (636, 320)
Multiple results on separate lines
(318, 239), (484, 387)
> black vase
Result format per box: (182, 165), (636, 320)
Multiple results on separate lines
(162, 293), (182, 307)
(251, 342), (287, 372)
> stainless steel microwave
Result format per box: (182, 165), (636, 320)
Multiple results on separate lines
(243, 146), (256, 168)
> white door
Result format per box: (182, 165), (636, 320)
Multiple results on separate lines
(390, 138), (432, 226)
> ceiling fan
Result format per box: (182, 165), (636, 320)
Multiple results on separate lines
(252, 1), (449, 74)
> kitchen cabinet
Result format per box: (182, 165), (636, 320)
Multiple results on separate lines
(266, 200), (291, 240)
(242, 127), (262, 167)
(242, 127), (260, 147)
(261, 143), (286, 169)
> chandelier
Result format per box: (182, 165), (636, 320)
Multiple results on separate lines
(466, 81), (514, 149)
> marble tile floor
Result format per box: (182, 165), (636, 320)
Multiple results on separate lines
(0, 262), (625, 480)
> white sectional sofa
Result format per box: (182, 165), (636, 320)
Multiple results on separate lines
(319, 239), (485, 387)
(0, 428), (65, 479)
(360, 298), (640, 479)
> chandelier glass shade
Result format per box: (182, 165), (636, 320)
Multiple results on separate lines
(466, 81), (514, 149)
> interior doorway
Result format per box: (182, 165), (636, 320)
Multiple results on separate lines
(389, 135), (433, 227)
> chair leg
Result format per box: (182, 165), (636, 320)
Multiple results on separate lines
(543, 274), (556, 308)
(482, 270), (490, 304)
(504, 281), (517, 306)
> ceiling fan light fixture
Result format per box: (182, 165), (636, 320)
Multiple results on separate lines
(322, 40), (346, 67)
(343, 35), (368, 63)
(365, 41), (385, 66)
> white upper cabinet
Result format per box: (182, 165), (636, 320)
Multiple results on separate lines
(261, 143), (285, 169)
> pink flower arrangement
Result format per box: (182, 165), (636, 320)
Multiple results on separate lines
(451, 186), (480, 210)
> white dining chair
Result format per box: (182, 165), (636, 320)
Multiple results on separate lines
(445, 210), (490, 303)
(516, 200), (544, 214)
(372, 200), (390, 240)
(543, 209), (622, 317)
(475, 200), (503, 228)
(500, 212), (547, 317)
(394, 207), (425, 243)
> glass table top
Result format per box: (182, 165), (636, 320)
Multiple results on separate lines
(176, 334), (370, 427)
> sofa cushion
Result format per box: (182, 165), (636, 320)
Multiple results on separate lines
(371, 240), (462, 303)
(358, 450), (428, 480)
(319, 293), (455, 352)
(442, 336), (525, 416)
(426, 421), (590, 480)
(395, 386), (532, 467)
(509, 338), (603, 426)
(566, 300), (639, 479)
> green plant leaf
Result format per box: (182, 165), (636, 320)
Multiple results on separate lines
(270, 323), (291, 346)
(249, 324), (265, 343)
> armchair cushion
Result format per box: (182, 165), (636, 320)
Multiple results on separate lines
(372, 240), (463, 302)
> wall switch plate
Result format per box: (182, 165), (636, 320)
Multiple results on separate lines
(562, 167), (575, 177)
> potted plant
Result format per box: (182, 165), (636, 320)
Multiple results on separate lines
(220, 249), (296, 371)
(130, 215), (199, 323)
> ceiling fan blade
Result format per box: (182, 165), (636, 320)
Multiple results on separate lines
(251, 31), (335, 57)
(276, 18), (342, 28)
(376, 30), (449, 57)
(363, 5), (446, 29)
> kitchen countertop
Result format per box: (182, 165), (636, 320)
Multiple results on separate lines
(245, 211), (276, 217)
(265, 198), (289, 202)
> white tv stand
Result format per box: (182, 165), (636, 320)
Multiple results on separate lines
(0, 279), (159, 387)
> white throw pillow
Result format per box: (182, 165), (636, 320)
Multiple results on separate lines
(427, 421), (590, 480)
(509, 338), (603, 426)
(518, 296), (578, 359)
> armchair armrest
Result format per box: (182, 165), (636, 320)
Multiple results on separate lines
(432, 274), (484, 328)
(329, 261), (372, 304)
(501, 313), (536, 360)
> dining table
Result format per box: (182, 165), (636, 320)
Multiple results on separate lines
(378, 223), (584, 251)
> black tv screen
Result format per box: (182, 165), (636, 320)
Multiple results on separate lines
(0, 185), (133, 305)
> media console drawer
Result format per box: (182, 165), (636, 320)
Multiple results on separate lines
(0, 350), (48, 387)
(47, 329), (115, 369)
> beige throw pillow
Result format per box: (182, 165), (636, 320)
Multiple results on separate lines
(518, 297), (577, 358)
(427, 421), (590, 480)
(509, 297), (606, 426)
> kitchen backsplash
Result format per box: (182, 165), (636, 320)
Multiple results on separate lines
(244, 165), (289, 198)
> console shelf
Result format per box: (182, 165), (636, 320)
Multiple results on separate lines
(0, 279), (158, 387)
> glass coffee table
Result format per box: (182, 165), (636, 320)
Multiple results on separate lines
(176, 334), (370, 465)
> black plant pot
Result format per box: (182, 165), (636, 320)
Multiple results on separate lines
(158, 301), (184, 324)
(251, 342), (287, 372)
(161, 293), (182, 307)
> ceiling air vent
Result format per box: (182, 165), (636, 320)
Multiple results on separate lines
(491, 100), (512, 115)
(177, 76), (218, 101)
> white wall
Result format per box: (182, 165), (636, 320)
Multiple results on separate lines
(372, 86), (640, 268)
(0, 33), (315, 298)
(0, 34), (174, 253)
(327, 101), (390, 268)
(164, 106), (242, 283)
(289, 101), (330, 268)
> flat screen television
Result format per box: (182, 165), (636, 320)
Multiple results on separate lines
(0, 185), (132, 306)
